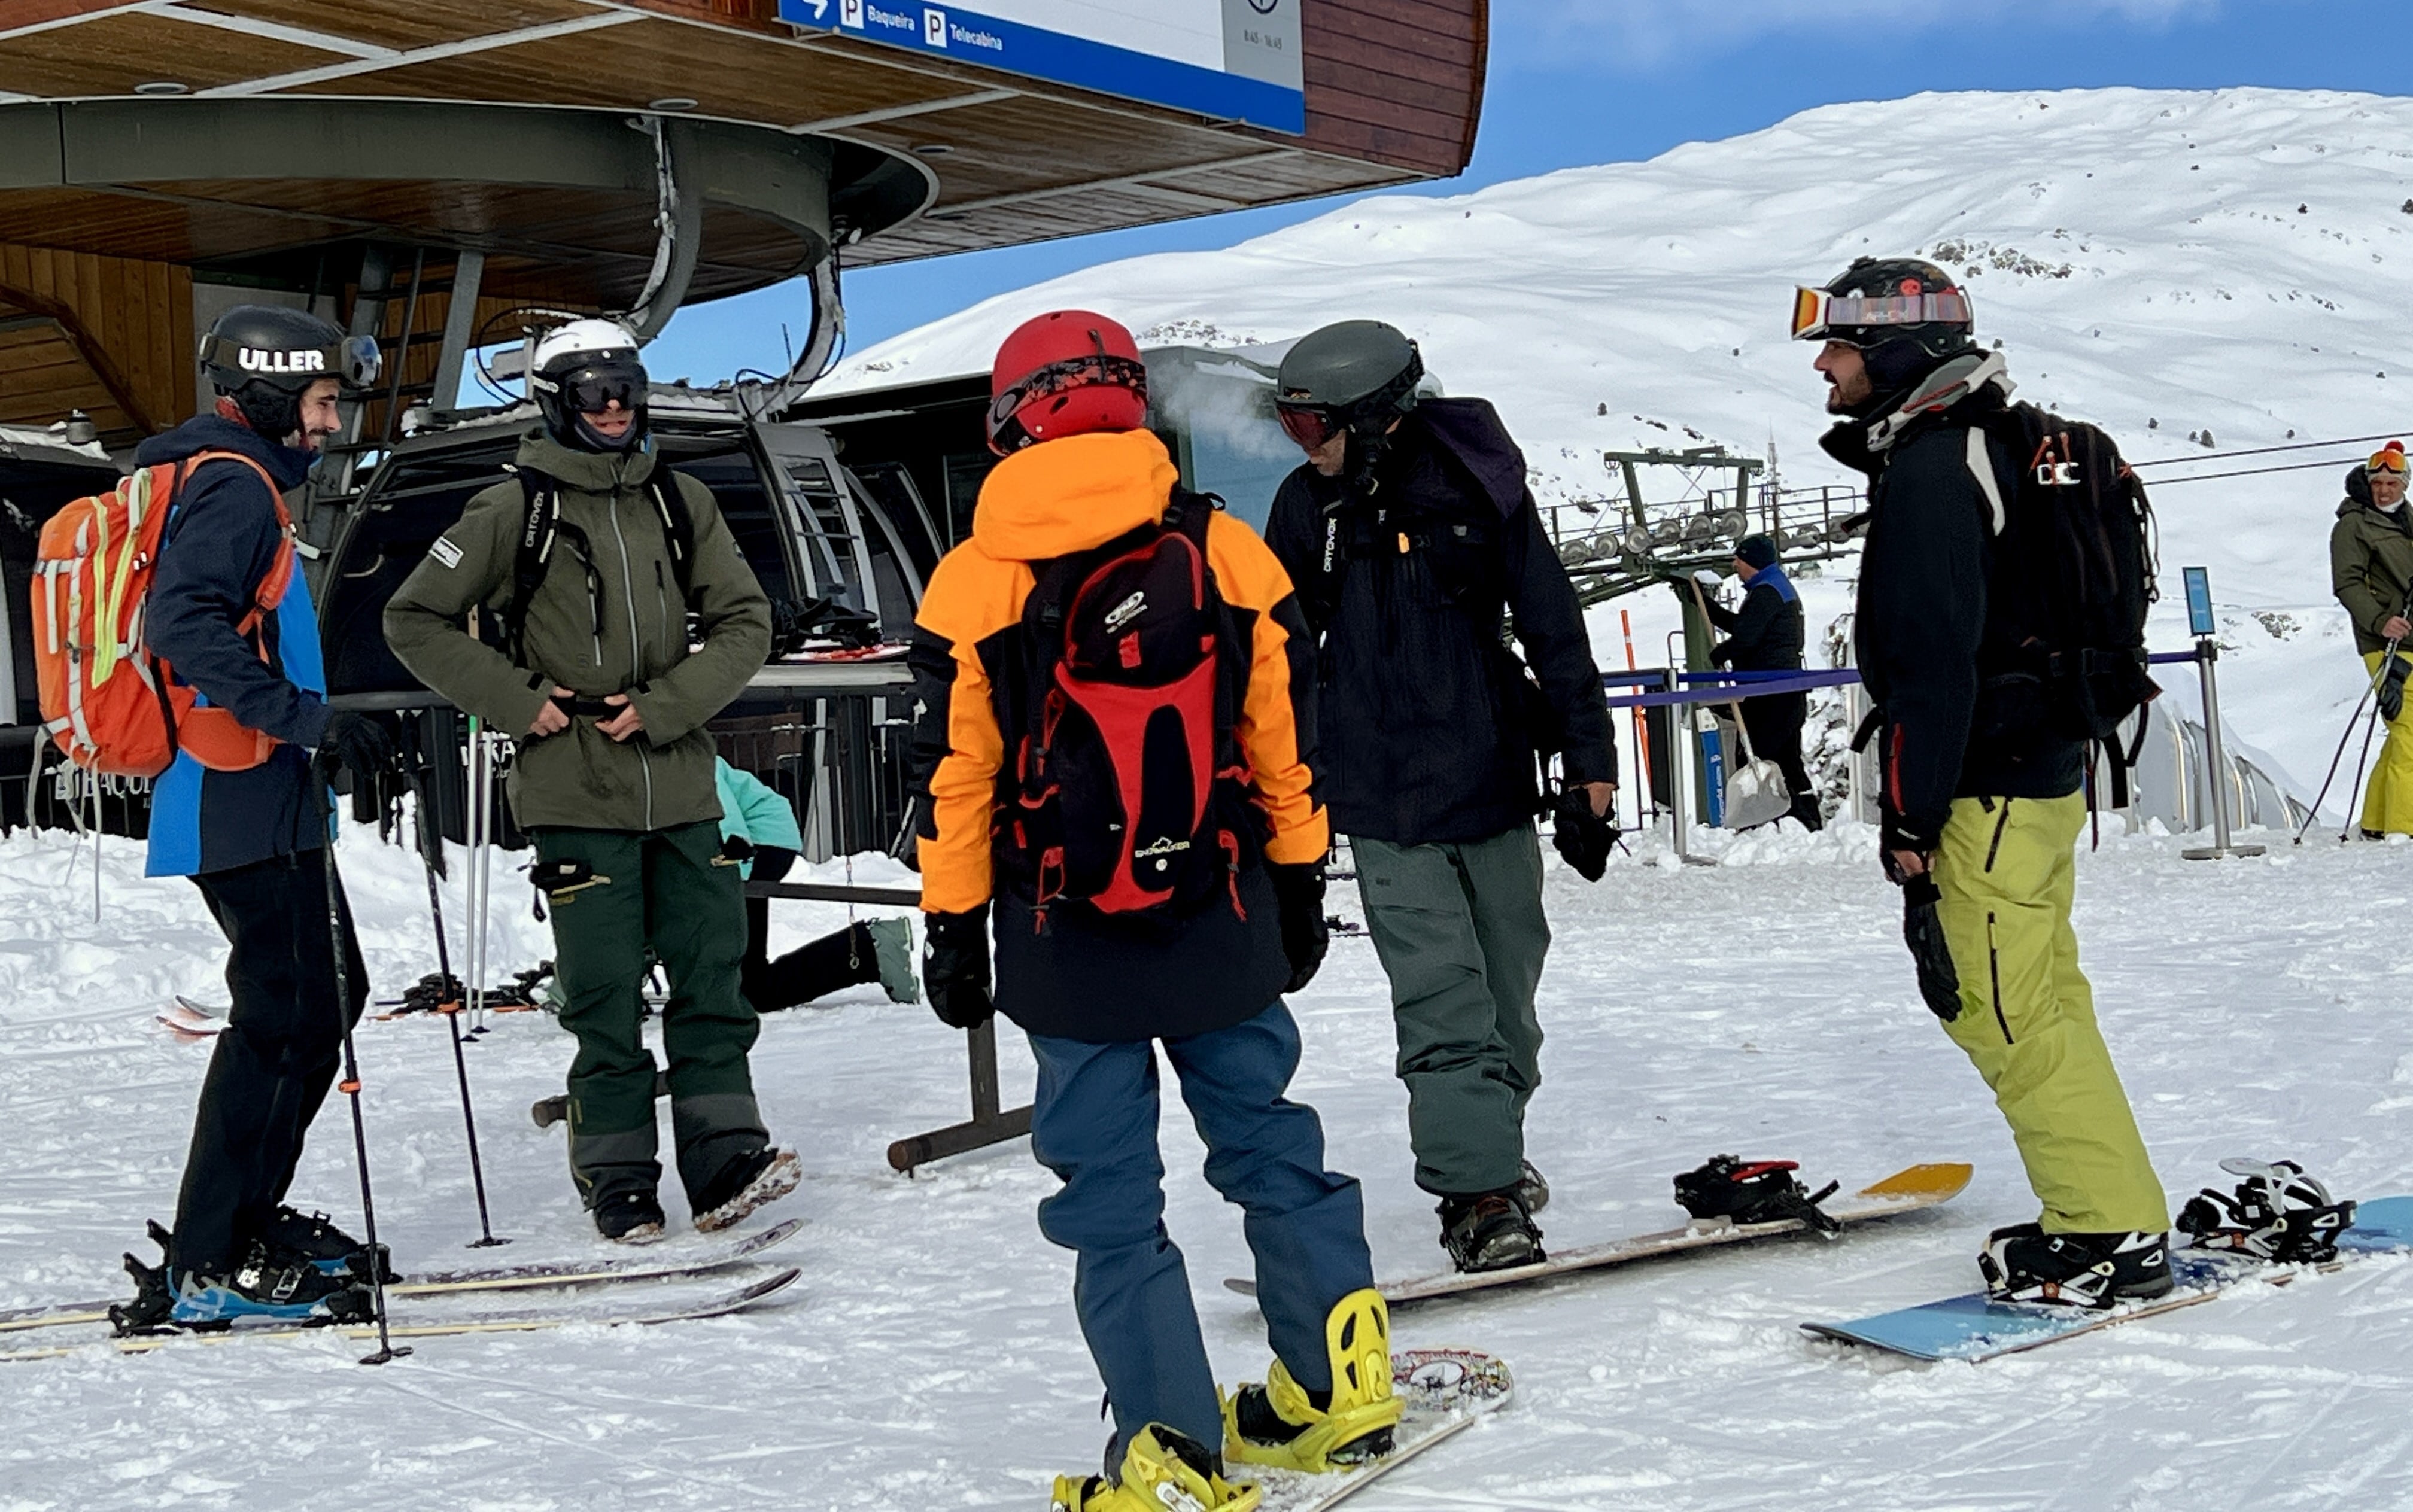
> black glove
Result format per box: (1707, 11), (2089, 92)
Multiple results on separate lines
(1551, 786), (1618, 882)
(1901, 874), (1962, 1023)
(316, 710), (396, 786)
(1878, 811), (1938, 884)
(2381, 653), (2411, 723)
(922, 906), (993, 1030)
(1267, 861), (1330, 994)
(750, 845), (798, 886)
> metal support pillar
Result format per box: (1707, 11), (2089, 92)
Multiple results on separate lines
(2184, 638), (2266, 860)
(430, 249), (486, 415)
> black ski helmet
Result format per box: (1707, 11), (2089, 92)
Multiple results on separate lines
(528, 318), (649, 454)
(197, 303), (379, 440)
(1793, 257), (1976, 396)
(1275, 320), (1425, 455)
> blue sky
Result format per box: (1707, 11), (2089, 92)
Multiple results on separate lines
(641, 0), (2397, 384)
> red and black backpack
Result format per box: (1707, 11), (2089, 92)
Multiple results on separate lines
(998, 490), (1261, 932)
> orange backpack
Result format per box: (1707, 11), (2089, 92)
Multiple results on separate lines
(33, 451), (294, 778)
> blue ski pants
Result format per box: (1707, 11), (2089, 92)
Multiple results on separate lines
(1027, 1002), (1375, 1459)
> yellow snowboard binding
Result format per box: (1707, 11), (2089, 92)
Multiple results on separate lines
(1050, 1423), (1260, 1512)
(1222, 1287), (1403, 1473)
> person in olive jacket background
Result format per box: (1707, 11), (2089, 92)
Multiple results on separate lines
(2330, 442), (2413, 838)
(385, 319), (783, 1243)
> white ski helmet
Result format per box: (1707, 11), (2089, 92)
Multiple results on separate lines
(529, 317), (648, 452)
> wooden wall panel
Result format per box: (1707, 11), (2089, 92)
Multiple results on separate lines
(0, 246), (192, 444)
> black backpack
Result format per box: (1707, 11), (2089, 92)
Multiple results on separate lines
(494, 466), (694, 661)
(1971, 402), (2160, 797)
(998, 491), (1259, 932)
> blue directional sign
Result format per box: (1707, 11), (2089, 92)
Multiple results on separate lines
(2183, 566), (2215, 638)
(779, 0), (1306, 134)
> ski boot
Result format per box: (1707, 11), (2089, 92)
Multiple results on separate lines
(259, 1206), (396, 1284)
(693, 1146), (801, 1233)
(596, 1189), (667, 1244)
(1052, 1425), (1260, 1512)
(866, 918), (920, 1005)
(1515, 1159), (1550, 1215)
(2177, 1158), (2357, 1263)
(1224, 1287), (1402, 1473)
(1673, 1155), (1840, 1233)
(113, 1239), (373, 1332)
(1436, 1189), (1543, 1272)
(1979, 1224), (2172, 1309)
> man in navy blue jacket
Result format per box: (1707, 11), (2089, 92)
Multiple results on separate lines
(124, 305), (398, 1329)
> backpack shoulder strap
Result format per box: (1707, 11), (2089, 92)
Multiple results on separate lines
(505, 466), (560, 656)
(648, 472), (696, 600)
(169, 449), (296, 630)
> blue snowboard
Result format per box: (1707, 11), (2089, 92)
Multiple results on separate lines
(1801, 1195), (2413, 1362)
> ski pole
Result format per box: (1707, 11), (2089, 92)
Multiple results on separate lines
(2299, 586), (2413, 842)
(405, 722), (507, 1249)
(312, 766), (410, 1366)
(2338, 693), (2387, 845)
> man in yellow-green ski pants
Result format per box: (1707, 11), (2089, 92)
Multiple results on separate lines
(1801, 255), (2170, 1308)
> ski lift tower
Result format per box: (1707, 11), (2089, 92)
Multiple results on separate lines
(1549, 443), (1866, 609)
(0, 1), (1488, 452)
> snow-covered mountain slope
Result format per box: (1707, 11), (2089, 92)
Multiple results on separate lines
(829, 86), (2413, 797)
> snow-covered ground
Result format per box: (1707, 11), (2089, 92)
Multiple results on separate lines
(825, 84), (2413, 804)
(5, 810), (2412, 1510)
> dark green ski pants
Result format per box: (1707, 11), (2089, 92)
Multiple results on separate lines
(1351, 824), (1549, 1197)
(533, 820), (764, 1210)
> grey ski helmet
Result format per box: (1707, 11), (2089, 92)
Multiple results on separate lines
(1275, 320), (1425, 454)
(529, 317), (649, 454)
(197, 303), (380, 440)
(1791, 257), (1975, 396)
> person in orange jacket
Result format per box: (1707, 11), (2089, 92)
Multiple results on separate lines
(905, 311), (1399, 1511)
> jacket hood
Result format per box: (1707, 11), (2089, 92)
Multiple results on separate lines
(135, 413), (318, 491)
(514, 427), (660, 492)
(973, 428), (1178, 563)
(1408, 398), (1527, 518)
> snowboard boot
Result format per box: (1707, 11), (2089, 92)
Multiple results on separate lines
(1673, 1155), (1841, 1233)
(595, 1189), (667, 1244)
(129, 1241), (374, 1331)
(1979, 1224), (2173, 1309)
(1051, 1425), (1260, 1512)
(1516, 1159), (1551, 1215)
(692, 1146), (801, 1233)
(1436, 1189), (1543, 1273)
(2177, 1158), (2358, 1264)
(866, 917), (920, 1005)
(259, 1205), (396, 1285)
(1224, 1287), (1402, 1473)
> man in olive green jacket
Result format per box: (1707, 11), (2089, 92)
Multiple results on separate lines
(385, 320), (788, 1241)
(2330, 442), (2413, 837)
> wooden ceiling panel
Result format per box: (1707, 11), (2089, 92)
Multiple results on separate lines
(174, 0), (598, 52)
(0, 324), (138, 441)
(0, 11), (351, 95)
(278, 19), (959, 127)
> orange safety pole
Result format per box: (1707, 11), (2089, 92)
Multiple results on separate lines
(1621, 609), (1653, 823)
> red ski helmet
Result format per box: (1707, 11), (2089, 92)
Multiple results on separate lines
(986, 310), (1150, 455)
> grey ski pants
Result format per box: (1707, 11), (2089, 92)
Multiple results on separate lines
(1351, 823), (1549, 1197)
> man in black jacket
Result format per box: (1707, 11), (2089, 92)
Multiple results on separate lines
(1693, 534), (1821, 830)
(1265, 320), (1618, 1273)
(130, 305), (397, 1328)
(1798, 258), (2169, 1309)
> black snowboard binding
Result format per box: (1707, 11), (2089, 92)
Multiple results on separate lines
(2177, 1158), (2357, 1264)
(1674, 1155), (1841, 1234)
(107, 1221), (179, 1335)
(396, 971), (467, 1015)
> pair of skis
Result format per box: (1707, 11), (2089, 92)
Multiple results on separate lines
(0, 1218), (810, 1361)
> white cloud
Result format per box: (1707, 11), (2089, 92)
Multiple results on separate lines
(1499, 0), (2219, 70)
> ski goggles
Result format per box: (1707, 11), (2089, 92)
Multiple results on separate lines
(200, 332), (384, 388)
(2369, 445), (2408, 475)
(1790, 286), (1974, 343)
(984, 353), (1150, 445)
(1275, 403), (1342, 452)
(536, 358), (649, 416)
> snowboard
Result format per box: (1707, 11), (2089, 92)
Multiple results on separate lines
(0, 1267), (803, 1363)
(1246, 1349), (1512, 1512)
(1801, 1194), (2413, 1362)
(0, 1216), (807, 1335)
(1228, 1163), (1970, 1309)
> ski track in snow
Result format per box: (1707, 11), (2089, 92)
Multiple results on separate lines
(2, 816), (2411, 1510)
